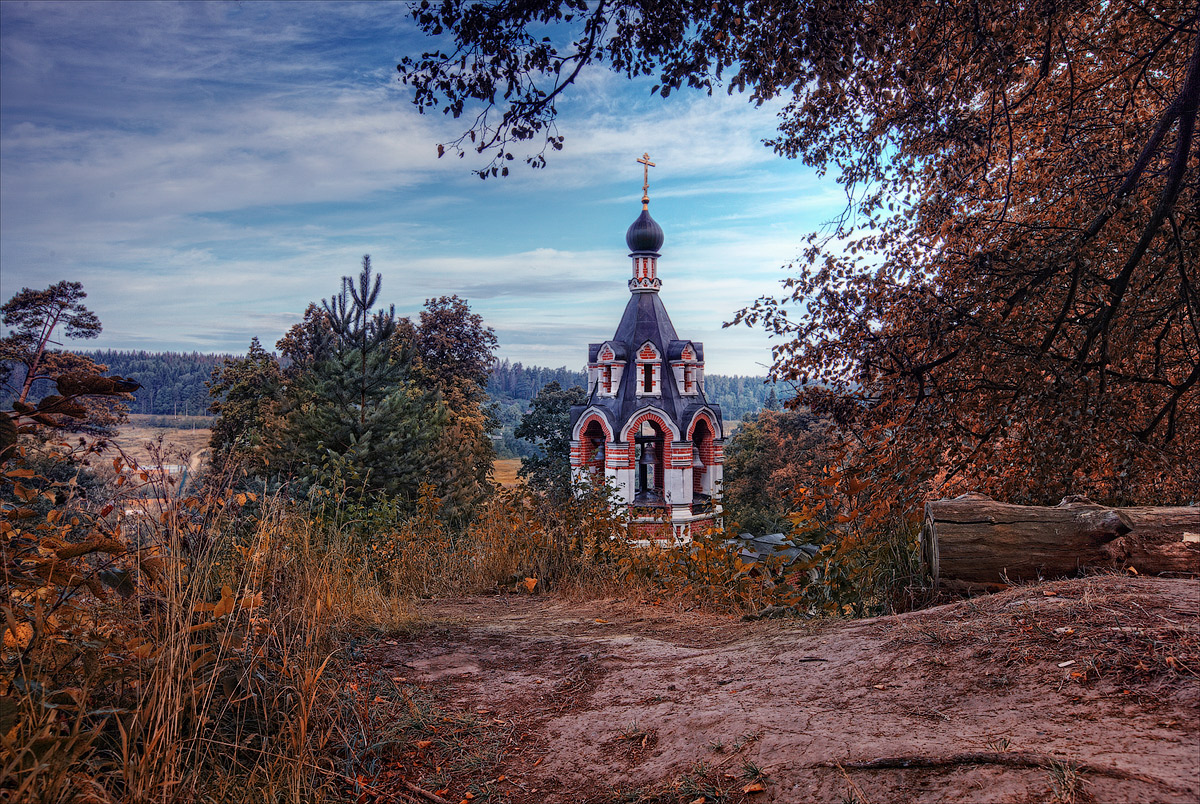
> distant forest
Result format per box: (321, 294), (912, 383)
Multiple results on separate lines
(4, 350), (786, 453)
(91, 350), (233, 417)
(488, 358), (786, 458)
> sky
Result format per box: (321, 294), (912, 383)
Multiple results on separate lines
(0, 1), (844, 375)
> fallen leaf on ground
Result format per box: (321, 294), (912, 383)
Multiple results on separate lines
(743, 781), (766, 793)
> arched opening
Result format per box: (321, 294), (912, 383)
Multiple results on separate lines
(580, 419), (607, 476)
(634, 419), (666, 503)
(691, 418), (714, 503)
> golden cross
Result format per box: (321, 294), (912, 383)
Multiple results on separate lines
(637, 152), (655, 207)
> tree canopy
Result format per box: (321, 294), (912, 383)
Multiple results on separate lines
(2, 281), (102, 405)
(515, 381), (587, 503)
(400, 0), (1199, 503)
(1, 281), (137, 447)
(208, 262), (499, 524)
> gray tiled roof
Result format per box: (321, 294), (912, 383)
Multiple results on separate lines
(571, 282), (723, 439)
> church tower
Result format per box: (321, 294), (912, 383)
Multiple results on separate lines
(568, 155), (724, 544)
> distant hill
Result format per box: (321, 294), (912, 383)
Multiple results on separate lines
(1, 350), (232, 417)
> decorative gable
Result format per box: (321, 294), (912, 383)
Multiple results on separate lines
(635, 341), (661, 397)
(668, 340), (703, 396)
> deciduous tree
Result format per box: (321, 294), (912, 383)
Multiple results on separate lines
(515, 381), (588, 502)
(397, 295), (500, 521)
(399, 0), (1200, 504)
(723, 410), (832, 535)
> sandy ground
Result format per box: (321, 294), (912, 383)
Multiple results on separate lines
(361, 576), (1199, 803)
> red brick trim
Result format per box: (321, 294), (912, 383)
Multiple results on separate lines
(686, 409), (719, 442)
(576, 413), (613, 442)
(620, 409), (679, 442)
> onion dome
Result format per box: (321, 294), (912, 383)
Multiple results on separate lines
(625, 207), (664, 254)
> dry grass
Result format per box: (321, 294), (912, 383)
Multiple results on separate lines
(1, 443), (413, 803)
(1, 438), (925, 802)
(106, 415), (212, 468)
(492, 458), (523, 487)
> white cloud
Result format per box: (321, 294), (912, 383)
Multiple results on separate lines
(1, 1), (841, 378)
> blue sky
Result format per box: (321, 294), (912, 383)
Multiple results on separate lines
(1, 1), (842, 375)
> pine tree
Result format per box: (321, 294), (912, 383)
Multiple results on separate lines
(1, 281), (136, 445)
(270, 257), (448, 507)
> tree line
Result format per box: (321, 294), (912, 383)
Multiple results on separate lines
(1, 349), (230, 419)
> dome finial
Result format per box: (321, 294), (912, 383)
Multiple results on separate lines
(637, 152), (655, 210)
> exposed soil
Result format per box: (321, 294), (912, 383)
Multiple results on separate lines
(358, 576), (1199, 803)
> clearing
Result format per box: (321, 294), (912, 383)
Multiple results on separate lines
(108, 414), (211, 468)
(349, 575), (1198, 803)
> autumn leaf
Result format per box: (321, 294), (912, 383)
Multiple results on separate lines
(239, 591), (265, 610)
(522, 577), (537, 592)
(213, 585), (236, 618)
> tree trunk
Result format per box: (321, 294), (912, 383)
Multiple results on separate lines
(921, 493), (1200, 586)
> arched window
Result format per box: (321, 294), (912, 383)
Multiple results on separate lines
(691, 418), (714, 498)
(634, 419), (666, 502)
(580, 419), (607, 475)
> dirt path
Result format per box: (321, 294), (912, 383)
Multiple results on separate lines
(364, 576), (1199, 803)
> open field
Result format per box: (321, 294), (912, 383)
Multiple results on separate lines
(109, 415), (212, 468)
(349, 575), (1199, 803)
(494, 458), (523, 487)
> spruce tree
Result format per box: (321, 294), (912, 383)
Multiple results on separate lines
(207, 337), (282, 468)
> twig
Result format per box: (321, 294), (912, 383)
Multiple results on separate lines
(195, 737), (418, 802)
(404, 780), (451, 804)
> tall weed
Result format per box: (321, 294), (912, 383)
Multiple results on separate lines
(1, 437), (405, 802)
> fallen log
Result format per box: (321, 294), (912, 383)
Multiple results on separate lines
(921, 493), (1200, 585)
